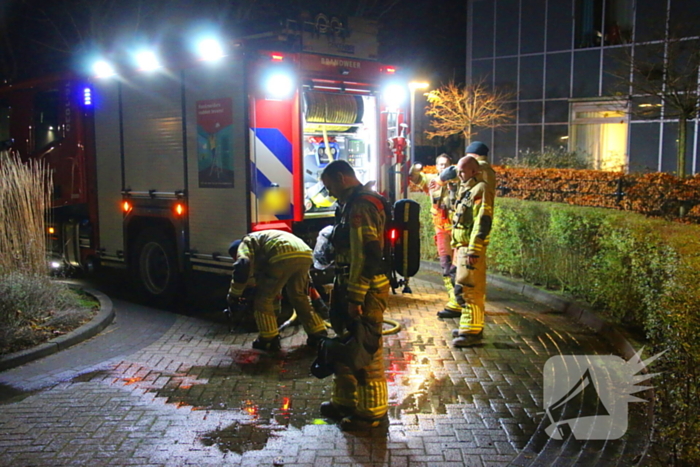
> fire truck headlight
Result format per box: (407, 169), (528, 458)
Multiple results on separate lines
(196, 38), (225, 61)
(265, 73), (295, 99)
(383, 83), (407, 109)
(50, 261), (62, 270)
(135, 50), (161, 72)
(93, 60), (116, 79)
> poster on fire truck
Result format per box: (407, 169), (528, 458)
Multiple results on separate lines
(197, 98), (234, 188)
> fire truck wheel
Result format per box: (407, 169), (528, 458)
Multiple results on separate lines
(133, 228), (181, 305)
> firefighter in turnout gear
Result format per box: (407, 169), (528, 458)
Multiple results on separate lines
(449, 154), (495, 347)
(227, 230), (328, 352)
(320, 159), (390, 431)
(409, 154), (462, 317)
(465, 141), (496, 196)
(437, 143), (496, 316)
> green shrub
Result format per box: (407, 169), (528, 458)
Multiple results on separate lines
(0, 272), (82, 327)
(501, 146), (593, 169)
(0, 272), (89, 354)
(411, 192), (438, 261)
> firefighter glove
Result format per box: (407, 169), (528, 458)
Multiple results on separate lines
(232, 258), (250, 283)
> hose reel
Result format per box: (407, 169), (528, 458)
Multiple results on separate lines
(303, 91), (364, 133)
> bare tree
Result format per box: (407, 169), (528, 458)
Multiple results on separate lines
(424, 80), (514, 143)
(611, 35), (700, 177)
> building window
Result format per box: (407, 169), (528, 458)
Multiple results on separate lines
(575, 0), (603, 48)
(575, 0), (633, 48)
(570, 100), (629, 171)
(604, 0), (633, 45)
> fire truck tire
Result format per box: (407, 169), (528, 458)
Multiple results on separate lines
(133, 228), (181, 306)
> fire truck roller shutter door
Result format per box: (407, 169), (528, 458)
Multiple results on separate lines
(132, 227), (182, 306)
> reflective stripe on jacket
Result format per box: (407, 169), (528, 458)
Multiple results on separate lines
(451, 178), (494, 254)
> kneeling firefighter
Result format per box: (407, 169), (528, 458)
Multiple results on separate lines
(314, 159), (390, 431)
(227, 230), (328, 351)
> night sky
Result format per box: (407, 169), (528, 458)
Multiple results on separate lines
(0, 0), (466, 85)
(379, 0), (467, 84)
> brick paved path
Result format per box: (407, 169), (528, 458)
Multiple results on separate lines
(0, 272), (652, 466)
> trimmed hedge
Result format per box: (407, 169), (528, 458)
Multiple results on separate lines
(411, 165), (700, 222)
(414, 192), (700, 465)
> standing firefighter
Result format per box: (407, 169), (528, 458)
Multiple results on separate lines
(409, 154), (462, 317)
(227, 230), (328, 351)
(450, 154), (495, 347)
(465, 141), (496, 198)
(319, 159), (390, 431)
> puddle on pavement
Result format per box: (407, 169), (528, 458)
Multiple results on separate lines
(386, 351), (470, 415)
(91, 346), (327, 454)
(61, 336), (539, 455)
(392, 372), (469, 415)
(200, 422), (286, 454)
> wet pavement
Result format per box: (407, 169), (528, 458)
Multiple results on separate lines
(0, 270), (652, 466)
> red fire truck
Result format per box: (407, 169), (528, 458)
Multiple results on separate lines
(0, 16), (412, 304)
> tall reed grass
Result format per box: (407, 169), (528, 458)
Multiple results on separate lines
(0, 150), (53, 276)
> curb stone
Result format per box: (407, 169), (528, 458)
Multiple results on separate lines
(0, 287), (115, 372)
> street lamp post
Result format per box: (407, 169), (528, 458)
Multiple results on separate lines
(407, 81), (429, 197)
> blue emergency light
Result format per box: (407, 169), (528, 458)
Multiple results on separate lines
(83, 87), (92, 106)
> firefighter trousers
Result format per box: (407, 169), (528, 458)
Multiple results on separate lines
(331, 283), (389, 420)
(253, 257), (327, 340)
(435, 225), (461, 313)
(455, 246), (487, 335)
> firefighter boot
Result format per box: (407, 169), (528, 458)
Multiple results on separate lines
(437, 308), (461, 318)
(252, 335), (281, 352)
(452, 331), (484, 347)
(340, 414), (389, 432)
